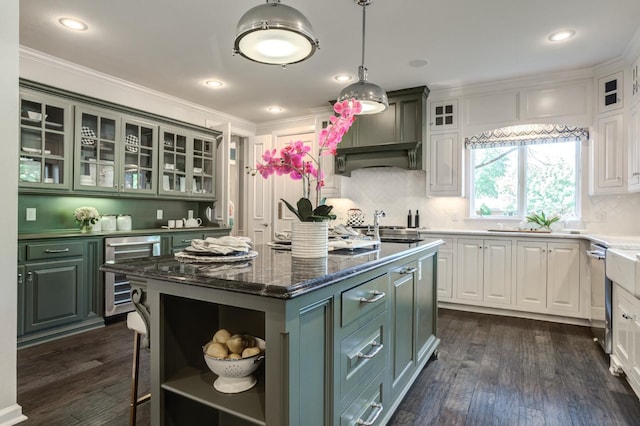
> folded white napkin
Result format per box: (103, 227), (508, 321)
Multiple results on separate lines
(190, 236), (252, 255)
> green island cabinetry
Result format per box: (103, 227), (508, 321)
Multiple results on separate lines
(106, 241), (441, 425)
(17, 236), (104, 347)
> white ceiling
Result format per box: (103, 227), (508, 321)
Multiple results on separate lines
(19, 0), (640, 123)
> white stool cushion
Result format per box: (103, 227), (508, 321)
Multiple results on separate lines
(127, 311), (147, 336)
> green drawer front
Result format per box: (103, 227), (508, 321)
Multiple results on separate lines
(171, 232), (204, 248)
(340, 311), (387, 401)
(341, 273), (388, 328)
(340, 370), (385, 426)
(26, 241), (84, 261)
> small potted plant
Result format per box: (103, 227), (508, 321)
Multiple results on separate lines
(525, 211), (560, 232)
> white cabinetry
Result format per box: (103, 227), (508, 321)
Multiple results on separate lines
(433, 236), (453, 300)
(427, 132), (461, 196)
(631, 57), (639, 107)
(591, 113), (625, 194)
(456, 238), (512, 305)
(612, 284), (640, 397)
(427, 98), (462, 197)
(598, 71), (624, 114)
(516, 240), (580, 314)
(628, 104), (640, 190)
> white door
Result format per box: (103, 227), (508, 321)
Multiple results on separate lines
(613, 286), (632, 370)
(436, 251), (453, 300)
(456, 238), (483, 301)
(595, 114), (624, 192)
(516, 241), (547, 310)
(483, 239), (512, 305)
(246, 135), (273, 245)
(274, 132), (315, 235)
(546, 242), (580, 313)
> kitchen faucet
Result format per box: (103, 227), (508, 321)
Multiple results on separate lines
(373, 210), (386, 241)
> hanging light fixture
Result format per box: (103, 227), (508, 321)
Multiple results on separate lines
(337, 0), (388, 114)
(233, 0), (320, 65)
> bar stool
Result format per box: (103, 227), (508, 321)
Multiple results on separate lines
(127, 311), (150, 425)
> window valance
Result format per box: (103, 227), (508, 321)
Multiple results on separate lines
(465, 124), (589, 149)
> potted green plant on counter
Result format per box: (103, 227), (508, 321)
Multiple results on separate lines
(525, 211), (560, 232)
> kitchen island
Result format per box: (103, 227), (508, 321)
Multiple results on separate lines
(101, 239), (442, 426)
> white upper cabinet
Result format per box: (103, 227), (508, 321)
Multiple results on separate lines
(428, 132), (461, 196)
(591, 113), (625, 194)
(598, 71), (624, 114)
(429, 100), (458, 131)
(632, 56), (640, 107)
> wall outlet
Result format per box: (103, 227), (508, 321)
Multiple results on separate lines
(451, 211), (459, 222)
(156, 209), (163, 220)
(26, 208), (36, 221)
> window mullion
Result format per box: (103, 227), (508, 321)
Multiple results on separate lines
(518, 146), (526, 217)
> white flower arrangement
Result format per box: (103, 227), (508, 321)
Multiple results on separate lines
(74, 206), (100, 224)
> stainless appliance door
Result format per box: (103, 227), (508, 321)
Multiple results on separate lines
(586, 243), (612, 354)
(104, 235), (160, 317)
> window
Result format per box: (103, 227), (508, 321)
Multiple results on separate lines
(467, 125), (585, 220)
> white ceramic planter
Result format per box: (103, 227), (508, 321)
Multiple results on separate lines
(291, 221), (328, 258)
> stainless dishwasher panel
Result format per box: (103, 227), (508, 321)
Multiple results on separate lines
(586, 243), (611, 354)
(104, 235), (161, 317)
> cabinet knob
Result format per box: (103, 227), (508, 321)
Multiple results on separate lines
(27, 272), (32, 283)
(17, 273), (22, 285)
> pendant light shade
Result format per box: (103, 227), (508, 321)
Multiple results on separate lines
(233, 0), (320, 65)
(337, 0), (388, 114)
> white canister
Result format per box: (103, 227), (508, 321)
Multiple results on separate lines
(117, 214), (132, 231)
(101, 214), (117, 231)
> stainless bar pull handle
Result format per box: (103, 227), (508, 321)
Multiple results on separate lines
(357, 402), (384, 425)
(359, 290), (385, 303)
(357, 341), (383, 359)
(278, 201), (283, 220)
(44, 248), (70, 253)
(401, 266), (417, 274)
(181, 239), (192, 244)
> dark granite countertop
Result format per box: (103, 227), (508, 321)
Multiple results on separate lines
(101, 239), (443, 299)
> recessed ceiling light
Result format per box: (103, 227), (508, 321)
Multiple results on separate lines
(548, 30), (575, 42)
(58, 17), (88, 31)
(267, 106), (284, 113)
(205, 80), (224, 88)
(334, 74), (353, 82)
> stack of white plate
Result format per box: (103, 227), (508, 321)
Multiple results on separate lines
(80, 175), (95, 186)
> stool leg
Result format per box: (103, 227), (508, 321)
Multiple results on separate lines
(130, 331), (141, 426)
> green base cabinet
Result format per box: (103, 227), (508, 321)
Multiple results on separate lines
(17, 237), (104, 348)
(144, 245), (440, 425)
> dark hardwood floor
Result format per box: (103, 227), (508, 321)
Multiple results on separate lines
(17, 309), (640, 425)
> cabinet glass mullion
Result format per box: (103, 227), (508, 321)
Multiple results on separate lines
(19, 91), (71, 189)
(75, 106), (119, 192)
(122, 117), (157, 194)
(192, 135), (215, 196)
(160, 127), (190, 196)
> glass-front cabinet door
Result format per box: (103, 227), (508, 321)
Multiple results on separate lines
(158, 127), (216, 198)
(19, 90), (72, 189)
(74, 105), (120, 192)
(121, 116), (157, 194)
(159, 126), (189, 196)
(192, 133), (216, 197)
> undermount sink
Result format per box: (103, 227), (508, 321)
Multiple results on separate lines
(607, 248), (640, 297)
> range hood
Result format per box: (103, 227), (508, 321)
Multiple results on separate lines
(334, 141), (422, 176)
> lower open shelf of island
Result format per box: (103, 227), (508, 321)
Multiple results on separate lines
(162, 367), (266, 426)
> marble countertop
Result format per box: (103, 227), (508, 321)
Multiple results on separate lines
(101, 239), (443, 300)
(417, 228), (640, 249)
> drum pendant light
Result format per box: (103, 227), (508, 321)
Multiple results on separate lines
(233, 0), (320, 65)
(337, 0), (388, 114)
